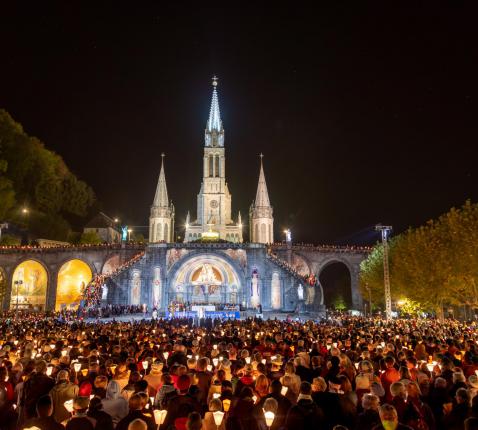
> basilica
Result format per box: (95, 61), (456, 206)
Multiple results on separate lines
(98, 79), (366, 317)
(148, 78), (273, 245)
(0, 79), (368, 316)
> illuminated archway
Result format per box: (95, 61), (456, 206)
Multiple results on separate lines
(56, 259), (92, 310)
(168, 253), (242, 305)
(10, 260), (47, 310)
(102, 255), (121, 275)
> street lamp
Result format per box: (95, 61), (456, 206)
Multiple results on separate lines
(375, 224), (393, 320)
(14, 279), (23, 317)
(128, 229), (132, 241)
(283, 229), (291, 243)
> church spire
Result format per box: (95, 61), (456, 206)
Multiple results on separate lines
(207, 76), (222, 132)
(254, 153), (271, 207)
(153, 153), (169, 207)
(205, 77), (224, 147)
(250, 154), (274, 244)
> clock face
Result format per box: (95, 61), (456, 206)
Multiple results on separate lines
(210, 200), (219, 208)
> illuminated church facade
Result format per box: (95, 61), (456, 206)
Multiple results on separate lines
(0, 79), (368, 316)
(149, 78), (272, 245)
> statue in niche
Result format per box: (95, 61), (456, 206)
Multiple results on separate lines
(297, 284), (304, 300)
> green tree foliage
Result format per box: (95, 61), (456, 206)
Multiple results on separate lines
(360, 201), (478, 316)
(0, 110), (96, 239)
(0, 159), (15, 220)
(79, 231), (102, 244)
(0, 234), (20, 246)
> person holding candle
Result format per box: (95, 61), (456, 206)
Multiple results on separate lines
(49, 369), (79, 423)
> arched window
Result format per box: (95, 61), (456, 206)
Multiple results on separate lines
(254, 224), (259, 243)
(269, 224), (273, 244)
(215, 155), (220, 177)
(209, 155), (214, 177)
(157, 223), (162, 242)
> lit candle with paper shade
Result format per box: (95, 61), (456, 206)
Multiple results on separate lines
(222, 398), (231, 412)
(213, 358), (219, 367)
(252, 395), (257, 403)
(213, 411), (225, 429)
(213, 344), (218, 350)
(46, 366), (53, 376)
(264, 411), (275, 429)
(245, 357), (251, 364)
(73, 362), (81, 373)
(281, 386), (288, 396)
(207, 364), (213, 372)
(64, 399), (74, 413)
(213, 393), (221, 399)
(150, 396), (154, 406)
(90, 394), (95, 400)
(154, 409), (167, 426)
(50, 344), (55, 350)
(142, 361), (149, 370)
(81, 369), (88, 377)
(163, 351), (169, 360)
(354, 362), (359, 370)
(261, 359), (266, 365)
(61, 350), (67, 357)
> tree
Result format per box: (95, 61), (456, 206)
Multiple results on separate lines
(0, 159), (15, 220)
(0, 109), (96, 238)
(0, 234), (20, 246)
(79, 231), (102, 244)
(360, 200), (478, 318)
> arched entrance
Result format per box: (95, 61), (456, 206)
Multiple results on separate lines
(168, 254), (242, 306)
(102, 255), (121, 274)
(56, 259), (92, 310)
(10, 260), (48, 310)
(319, 261), (352, 310)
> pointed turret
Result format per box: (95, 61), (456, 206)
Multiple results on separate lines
(250, 154), (274, 244)
(149, 154), (175, 243)
(152, 154), (169, 208)
(254, 155), (271, 208)
(205, 76), (224, 147)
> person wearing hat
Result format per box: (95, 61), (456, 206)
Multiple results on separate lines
(49, 369), (79, 423)
(162, 374), (201, 430)
(65, 396), (96, 430)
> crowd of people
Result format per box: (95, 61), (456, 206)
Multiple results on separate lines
(1, 314), (478, 430)
(270, 243), (373, 254)
(0, 242), (145, 254)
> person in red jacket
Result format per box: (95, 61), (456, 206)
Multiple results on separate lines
(381, 356), (400, 403)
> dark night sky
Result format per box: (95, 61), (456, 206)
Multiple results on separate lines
(1, 4), (477, 244)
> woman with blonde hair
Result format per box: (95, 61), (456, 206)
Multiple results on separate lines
(255, 374), (270, 399)
(339, 353), (356, 386)
(280, 361), (301, 397)
(202, 398), (225, 430)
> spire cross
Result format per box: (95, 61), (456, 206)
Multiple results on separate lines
(259, 153), (264, 159)
(161, 152), (165, 159)
(212, 76), (218, 87)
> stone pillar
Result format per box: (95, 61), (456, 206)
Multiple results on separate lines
(46, 266), (58, 311)
(350, 265), (363, 310)
(2, 266), (13, 311)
